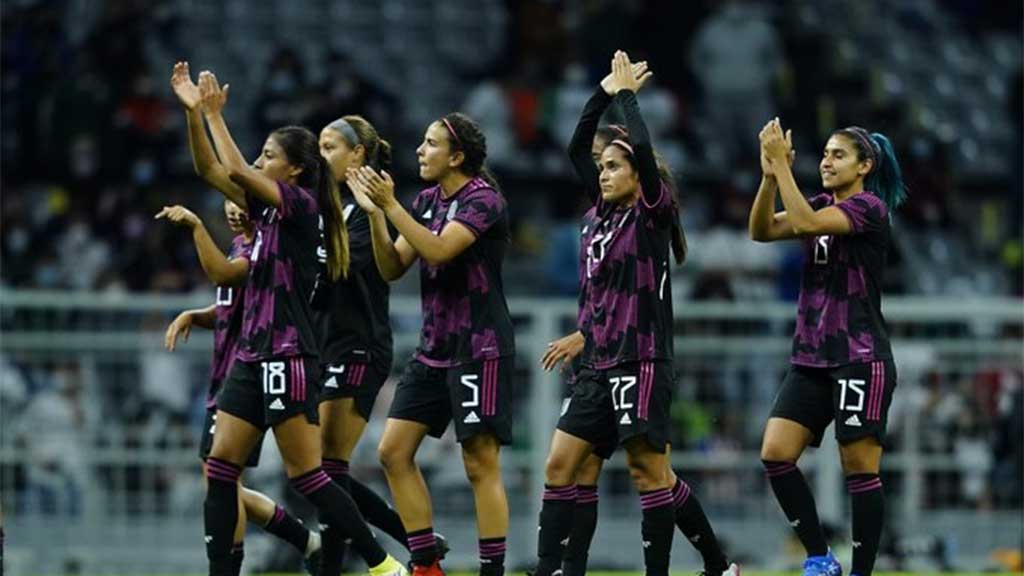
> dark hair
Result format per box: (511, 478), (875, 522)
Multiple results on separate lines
(438, 112), (501, 192)
(834, 127), (908, 211)
(600, 132), (688, 265)
(271, 126), (349, 280)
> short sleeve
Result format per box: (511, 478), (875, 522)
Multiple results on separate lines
(807, 193), (833, 211)
(836, 193), (888, 235)
(452, 187), (506, 237)
(277, 182), (318, 220)
(230, 236), (253, 261)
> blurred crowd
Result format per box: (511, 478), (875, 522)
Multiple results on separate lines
(2, 0), (1021, 298)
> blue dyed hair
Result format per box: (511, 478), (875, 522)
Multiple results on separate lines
(835, 127), (908, 211)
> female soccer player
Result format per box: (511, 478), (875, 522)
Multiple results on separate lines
(314, 115), (446, 575)
(168, 63), (322, 572)
(531, 51), (737, 576)
(347, 112), (514, 576)
(159, 198), (322, 571)
(171, 61), (405, 576)
(541, 113), (734, 576)
(751, 118), (906, 576)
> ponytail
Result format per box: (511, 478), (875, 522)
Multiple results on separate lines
(376, 138), (393, 173)
(865, 133), (908, 211)
(656, 157), (687, 266)
(316, 153), (349, 280)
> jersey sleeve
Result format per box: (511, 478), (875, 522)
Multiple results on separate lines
(277, 182), (319, 220)
(836, 193), (889, 235)
(230, 235), (253, 261)
(451, 187), (506, 237)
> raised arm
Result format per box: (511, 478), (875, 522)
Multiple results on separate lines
(346, 170), (417, 280)
(198, 71), (283, 208)
(763, 119), (852, 236)
(155, 205), (249, 285)
(568, 88), (612, 202)
(350, 167), (476, 268)
(605, 51), (659, 205)
(749, 121), (798, 241)
(570, 61), (651, 203)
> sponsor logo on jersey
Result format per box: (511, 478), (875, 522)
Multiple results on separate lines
(324, 376), (339, 389)
(464, 411), (480, 424)
(845, 414), (862, 427)
(620, 412), (632, 425)
(269, 398), (286, 410)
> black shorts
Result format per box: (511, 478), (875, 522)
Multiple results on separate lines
(200, 407), (264, 467)
(557, 361), (673, 458)
(318, 358), (392, 421)
(218, 356), (321, 430)
(770, 359), (898, 447)
(388, 357), (514, 445)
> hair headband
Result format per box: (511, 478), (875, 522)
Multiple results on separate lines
(609, 124), (628, 137)
(327, 118), (360, 148)
(610, 138), (634, 155)
(441, 117), (461, 146)
(843, 126), (880, 168)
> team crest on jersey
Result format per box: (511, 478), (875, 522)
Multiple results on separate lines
(446, 200), (459, 222)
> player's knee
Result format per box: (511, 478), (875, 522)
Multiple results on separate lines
(626, 460), (661, 492)
(760, 436), (800, 463)
(377, 441), (413, 474)
(544, 452), (576, 485)
(577, 457), (603, 485)
(839, 443), (880, 474)
(462, 451), (497, 486)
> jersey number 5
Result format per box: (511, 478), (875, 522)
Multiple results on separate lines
(460, 374), (479, 408)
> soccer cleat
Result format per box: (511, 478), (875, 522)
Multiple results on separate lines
(411, 558), (445, 576)
(304, 548), (322, 575)
(434, 532), (450, 560)
(802, 550), (842, 576)
(699, 563), (740, 576)
(370, 554), (410, 576)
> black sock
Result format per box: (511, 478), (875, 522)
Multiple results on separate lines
(408, 528), (438, 567)
(205, 458), (242, 576)
(263, 504), (311, 554)
(321, 459), (352, 576)
(536, 484), (577, 576)
(479, 537), (506, 576)
(350, 476), (409, 547)
(847, 474), (884, 576)
(291, 467), (387, 568)
(639, 488), (675, 576)
(230, 542), (244, 575)
(763, 460), (828, 557)
(672, 478), (727, 573)
(562, 485), (598, 576)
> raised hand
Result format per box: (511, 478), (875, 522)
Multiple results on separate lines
(540, 331), (585, 373)
(155, 205), (202, 229)
(170, 61), (201, 110)
(165, 311), (193, 351)
(198, 70), (229, 116)
(345, 168), (381, 215)
(600, 59), (652, 96)
(761, 118), (793, 167)
(350, 166), (397, 211)
(603, 50), (652, 95)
